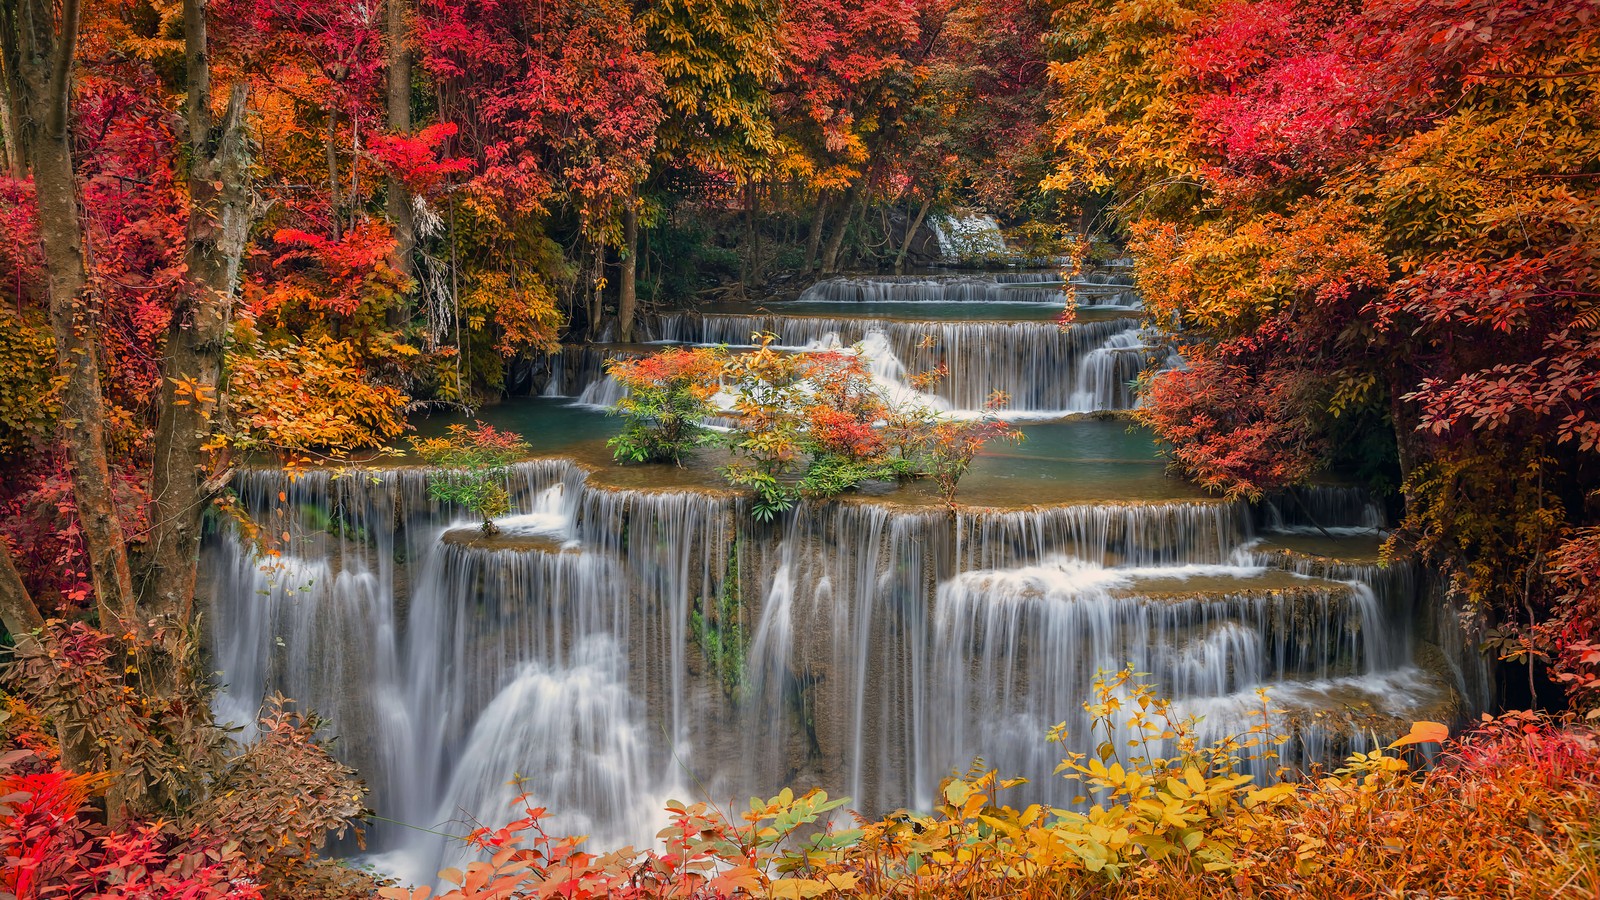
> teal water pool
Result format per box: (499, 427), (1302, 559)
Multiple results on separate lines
(408, 400), (1201, 505)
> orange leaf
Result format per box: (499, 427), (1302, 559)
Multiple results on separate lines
(1389, 721), (1449, 748)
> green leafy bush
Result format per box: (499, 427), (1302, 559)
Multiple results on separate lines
(605, 347), (725, 464)
(410, 423), (530, 533)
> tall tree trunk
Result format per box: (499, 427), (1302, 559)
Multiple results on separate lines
(895, 197), (933, 274)
(0, 95), (20, 176)
(140, 0), (255, 625)
(617, 201), (639, 342)
(820, 181), (863, 275)
(1, 540), (95, 779)
(1, 0), (139, 634)
(845, 176), (875, 269)
(588, 245), (604, 339)
(802, 191), (831, 272)
(746, 184), (763, 289)
(385, 0), (414, 323)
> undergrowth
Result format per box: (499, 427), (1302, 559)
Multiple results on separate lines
(371, 670), (1600, 899)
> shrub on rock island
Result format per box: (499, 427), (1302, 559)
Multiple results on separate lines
(411, 423), (532, 533)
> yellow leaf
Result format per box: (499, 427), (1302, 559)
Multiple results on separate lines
(768, 878), (828, 899)
(1245, 782), (1297, 807)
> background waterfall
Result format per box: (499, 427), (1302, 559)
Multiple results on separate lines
(651, 314), (1160, 414)
(929, 212), (1008, 260)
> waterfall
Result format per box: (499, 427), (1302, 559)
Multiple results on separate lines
(208, 461), (736, 882)
(733, 492), (1461, 817)
(655, 314), (1160, 414)
(799, 276), (1067, 304)
(209, 461), (1466, 881)
(927, 560), (1378, 798)
(206, 267), (1467, 888)
(574, 374), (627, 408)
(929, 212), (1008, 260)
(993, 272), (1065, 284)
(1065, 326), (1153, 412)
(738, 498), (1259, 813)
(543, 345), (635, 407)
(1256, 484), (1386, 533)
(786, 271), (1138, 306)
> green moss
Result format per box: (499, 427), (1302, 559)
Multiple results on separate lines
(691, 540), (747, 699)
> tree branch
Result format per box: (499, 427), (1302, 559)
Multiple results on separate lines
(46, 0), (78, 135)
(0, 539), (45, 649)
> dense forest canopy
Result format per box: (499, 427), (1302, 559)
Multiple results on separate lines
(1, 0), (1598, 896)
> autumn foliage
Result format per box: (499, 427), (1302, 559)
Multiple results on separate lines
(606, 348), (728, 465)
(410, 424), (533, 532)
(1, 0), (1598, 894)
(1049, 0), (1600, 704)
(1, 623), (370, 898)
(375, 674), (1600, 900)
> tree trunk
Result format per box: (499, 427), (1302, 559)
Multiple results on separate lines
(895, 197), (933, 274)
(820, 181), (863, 275)
(802, 191), (831, 272)
(588, 245), (604, 339)
(1, 0), (140, 635)
(385, 0), (414, 323)
(140, 1), (255, 625)
(617, 202), (639, 342)
(0, 95), (20, 177)
(746, 184), (763, 289)
(1, 540), (95, 779)
(846, 178), (874, 269)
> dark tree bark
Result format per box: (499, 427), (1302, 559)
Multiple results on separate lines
(385, 0), (415, 316)
(617, 201), (640, 342)
(741, 183), (764, 290)
(802, 191), (832, 272)
(820, 180), (864, 275)
(0, 542), (44, 649)
(0, 93), (20, 176)
(895, 197), (933, 274)
(588, 245), (604, 339)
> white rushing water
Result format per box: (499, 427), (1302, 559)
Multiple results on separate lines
(210, 460), (1472, 887)
(929, 212), (1008, 260)
(641, 314), (1164, 417)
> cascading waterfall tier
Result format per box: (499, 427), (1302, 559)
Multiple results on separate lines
(799, 278), (1066, 304)
(654, 313), (1154, 413)
(209, 461), (738, 884)
(736, 494), (1460, 816)
(797, 272), (1138, 307)
(542, 343), (648, 407)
